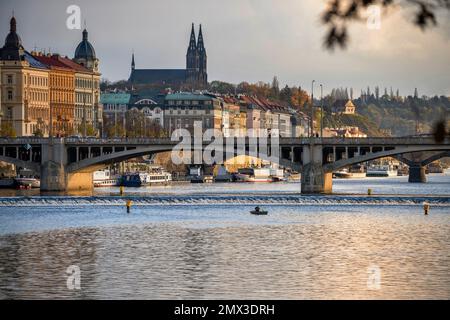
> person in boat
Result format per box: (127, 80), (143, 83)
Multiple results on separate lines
(254, 206), (260, 212)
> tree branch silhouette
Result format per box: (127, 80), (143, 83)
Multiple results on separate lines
(322, 0), (450, 50)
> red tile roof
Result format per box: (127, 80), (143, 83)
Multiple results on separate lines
(32, 54), (89, 72)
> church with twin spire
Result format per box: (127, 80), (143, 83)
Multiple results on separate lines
(128, 23), (207, 90)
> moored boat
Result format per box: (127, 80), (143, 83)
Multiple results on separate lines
(367, 164), (397, 177)
(235, 168), (273, 182)
(118, 167), (172, 187)
(93, 170), (119, 187)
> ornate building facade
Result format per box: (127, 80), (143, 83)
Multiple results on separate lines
(129, 24), (208, 90)
(0, 17), (51, 136)
(0, 16), (101, 137)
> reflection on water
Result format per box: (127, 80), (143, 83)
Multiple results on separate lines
(0, 173), (449, 299)
(0, 204), (449, 299)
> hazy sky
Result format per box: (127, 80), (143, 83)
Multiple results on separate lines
(1, 0), (449, 96)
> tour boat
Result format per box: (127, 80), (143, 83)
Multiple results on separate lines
(334, 165), (366, 178)
(13, 168), (40, 188)
(118, 168), (172, 187)
(366, 164), (397, 177)
(14, 176), (40, 188)
(93, 170), (119, 187)
(333, 169), (352, 179)
(235, 168), (273, 182)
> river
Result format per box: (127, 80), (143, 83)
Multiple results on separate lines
(0, 174), (449, 299)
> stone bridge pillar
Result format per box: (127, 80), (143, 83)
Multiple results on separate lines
(40, 139), (93, 192)
(301, 163), (333, 194)
(408, 165), (426, 183)
(301, 142), (332, 194)
(40, 139), (67, 191)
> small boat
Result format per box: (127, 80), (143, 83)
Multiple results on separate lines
(250, 207), (268, 215)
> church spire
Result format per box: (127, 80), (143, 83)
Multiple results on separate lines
(131, 51), (135, 70)
(197, 24), (205, 53)
(10, 15), (17, 33)
(187, 23), (197, 52)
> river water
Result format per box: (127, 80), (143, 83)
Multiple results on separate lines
(0, 174), (449, 299)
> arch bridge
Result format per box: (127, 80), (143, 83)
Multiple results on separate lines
(0, 136), (448, 193)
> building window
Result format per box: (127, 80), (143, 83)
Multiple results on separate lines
(7, 75), (13, 84)
(7, 90), (13, 100)
(6, 107), (13, 120)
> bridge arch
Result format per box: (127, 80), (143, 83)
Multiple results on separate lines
(66, 143), (298, 174)
(324, 145), (450, 172)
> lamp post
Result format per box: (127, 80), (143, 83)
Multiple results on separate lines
(320, 84), (324, 139)
(310, 80), (315, 137)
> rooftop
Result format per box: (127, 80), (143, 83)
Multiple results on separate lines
(100, 93), (131, 104)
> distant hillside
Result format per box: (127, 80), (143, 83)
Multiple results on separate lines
(324, 113), (385, 137)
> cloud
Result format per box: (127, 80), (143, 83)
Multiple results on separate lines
(0, 0), (448, 95)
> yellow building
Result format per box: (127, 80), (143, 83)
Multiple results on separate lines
(72, 29), (101, 135)
(0, 17), (50, 136)
(56, 55), (101, 135)
(33, 53), (75, 137)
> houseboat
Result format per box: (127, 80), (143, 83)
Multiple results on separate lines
(366, 164), (397, 177)
(235, 168), (273, 182)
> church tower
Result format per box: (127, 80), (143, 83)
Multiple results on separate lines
(196, 24), (207, 88)
(186, 23), (199, 86)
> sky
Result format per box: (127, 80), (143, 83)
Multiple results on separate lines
(0, 0), (449, 96)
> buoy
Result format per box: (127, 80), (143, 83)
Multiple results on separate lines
(120, 186), (124, 196)
(368, 188), (372, 195)
(126, 199), (132, 213)
(423, 202), (430, 215)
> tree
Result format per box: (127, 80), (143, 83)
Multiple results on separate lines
(78, 123), (97, 137)
(321, 0), (450, 50)
(290, 87), (310, 110)
(0, 122), (16, 137)
(271, 76), (280, 99)
(279, 85), (292, 103)
(375, 86), (380, 101)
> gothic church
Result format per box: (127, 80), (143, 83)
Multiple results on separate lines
(128, 24), (207, 90)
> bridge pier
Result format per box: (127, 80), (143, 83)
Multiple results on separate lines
(408, 165), (427, 183)
(40, 139), (94, 192)
(301, 163), (333, 194)
(40, 161), (67, 191)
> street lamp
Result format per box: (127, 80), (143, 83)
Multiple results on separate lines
(310, 80), (315, 137)
(320, 84), (324, 139)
